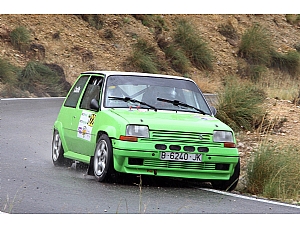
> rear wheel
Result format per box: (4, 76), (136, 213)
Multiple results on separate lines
(52, 130), (73, 167)
(211, 159), (240, 191)
(93, 134), (114, 182)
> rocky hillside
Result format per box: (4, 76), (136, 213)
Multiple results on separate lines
(0, 14), (299, 95)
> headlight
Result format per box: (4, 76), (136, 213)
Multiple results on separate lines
(213, 131), (234, 142)
(126, 125), (149, 138)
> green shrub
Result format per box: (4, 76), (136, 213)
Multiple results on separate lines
(0, 58), (20, 84)
(10, 26), (31, 52)
(164, 44), (190, 74)
(246, 143), (300, 201)
(20, 61), (66, 96)
(271, 50), (300, 77)
(174, 19), (214, 71)
(134, 14), (168, 31)
(239, 24), (273, 66)
(286, 14), (300, 25)
(216, 76), (266, 131)
(127, 39), (161, 74)
(248, 64), (267, 83)
(0, 84), (30, 98)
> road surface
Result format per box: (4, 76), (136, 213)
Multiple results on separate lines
(1, 97), (300, 215)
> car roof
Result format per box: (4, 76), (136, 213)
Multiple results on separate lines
(80, 71), (194, 82)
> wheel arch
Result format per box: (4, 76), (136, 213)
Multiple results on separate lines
(96, 125), (118, 141)
(53, 121), (68, 151)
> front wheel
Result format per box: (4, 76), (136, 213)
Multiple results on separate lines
(93, 134), (114, 182)
(52, 130), (73, 167)
(211, 159), (240, 191)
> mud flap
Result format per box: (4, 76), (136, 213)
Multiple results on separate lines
(87, 157), (94, 176)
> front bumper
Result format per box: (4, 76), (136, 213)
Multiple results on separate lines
(111, 139), (239, 181)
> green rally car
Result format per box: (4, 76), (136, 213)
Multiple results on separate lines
(52, 71), (240, 191)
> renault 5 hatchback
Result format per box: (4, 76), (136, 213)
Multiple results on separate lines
(52, 71), (240, 191)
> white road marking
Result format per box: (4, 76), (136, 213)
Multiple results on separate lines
(200, 188), (300, 209)
(1, 97), (65, 101)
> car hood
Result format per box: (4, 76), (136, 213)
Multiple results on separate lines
(109, 108), (232, 133)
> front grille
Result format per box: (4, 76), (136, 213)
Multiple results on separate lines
(149, 130), (212, 143)
(143, 159), (216, 170)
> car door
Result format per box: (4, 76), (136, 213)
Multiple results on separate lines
(60, 75), (89, 153)
(70, 75), (103, 156)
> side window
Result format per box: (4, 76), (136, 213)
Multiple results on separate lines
(80, 76), (103, 110)
(64, 76), (89, 108)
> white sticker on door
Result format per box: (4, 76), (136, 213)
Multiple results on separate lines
(77, 111), (96, 141)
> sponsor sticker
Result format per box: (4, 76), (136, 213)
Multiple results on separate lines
(77, 111), (96, 141)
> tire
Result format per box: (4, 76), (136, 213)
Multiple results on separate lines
(52, 130), (73, 167)
(211, 159), (240, 191)
(93, 134), (114, 182)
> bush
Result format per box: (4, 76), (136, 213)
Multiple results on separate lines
(248, 64), (267, 83)
(10, 26), (31, 52)
(164, 44), (190, 74)
(271, 50), (300, 77)
(216, 76), (266, 131)
(239, 24), (273, 66)
(0, 58), (20, 84)
(174, 19), (214, 71)
(127, 39), (161, 74)
(246, 143), (300, 201)
(134, 14), (168, 31)
(20, 61), (67, 96)
(286, 14), (300, 25)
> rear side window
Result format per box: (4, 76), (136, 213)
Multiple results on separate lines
(80, 76), (103, 110)
(64, 76), (89, 108)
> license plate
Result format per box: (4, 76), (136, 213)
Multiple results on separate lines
(160, 152), (202, 162)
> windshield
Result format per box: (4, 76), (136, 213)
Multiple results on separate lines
(103, 75), (211, 114)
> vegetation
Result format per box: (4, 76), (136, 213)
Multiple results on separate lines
(133, 14), (168, 32)
(271, 50), (300, 78)
(20, 61), (67, 97)
(127, 39), (162, 74)
(0, 58), (70, 97)
(286, 14), (300, 25)
(239, 24), (273, 66)
(78, 14), (104, 30)
(10, 26), (31, 52)
(0, 58), (20, 85)
(174, 19), (214, 71)
(163, 44), (190, 74)
(246, 143), (300, 202)
(218, 23), (239, 40)
(216, 76), (266, 132)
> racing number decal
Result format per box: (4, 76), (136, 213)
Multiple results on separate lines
(87, 114), (96, 127)
(77, 111), (97, 141)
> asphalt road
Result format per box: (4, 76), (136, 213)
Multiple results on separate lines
(1, 97), (300, 214)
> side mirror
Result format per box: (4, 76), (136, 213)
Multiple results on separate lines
(90, 98), (99, 111)
(210, 106), (217, 116)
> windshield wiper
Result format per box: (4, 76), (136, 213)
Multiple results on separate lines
(157, 97), (207, 115)
(109, 96), (157, 111)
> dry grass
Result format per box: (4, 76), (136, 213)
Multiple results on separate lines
(255, 69), (299, 100)
(246, 141), (300, 202)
